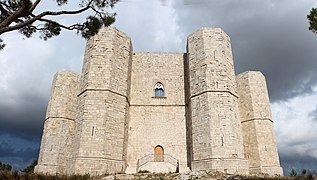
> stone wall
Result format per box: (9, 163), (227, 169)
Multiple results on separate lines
(126, 53), (189, 173)
(187, 28), (249, 174)
(35, 71), (79, 174)
(236, 71), (283, 176)
(71, 27), (132, 175)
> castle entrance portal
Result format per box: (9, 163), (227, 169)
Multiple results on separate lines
(136, 145), (179, 173)
(154, 145), (164, 162)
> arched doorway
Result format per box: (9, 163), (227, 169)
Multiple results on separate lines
(154, 145), (164, 162)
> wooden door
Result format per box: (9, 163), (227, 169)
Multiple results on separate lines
(154, 145), (164, 162)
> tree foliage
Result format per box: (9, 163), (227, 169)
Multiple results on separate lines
(0, 0), (118, 49)
(22, 159), (37, 173)
(0, 161), (12, 171)
(308, 7), (317, 34)
(290, 168), (297, 177)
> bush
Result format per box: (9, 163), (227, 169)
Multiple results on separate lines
(138, 170), (150, 173)
(22, 159), (38, 173)
(290, 168), (297, 177)
(0, 161), (12, 172)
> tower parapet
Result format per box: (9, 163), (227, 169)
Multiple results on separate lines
(35, 71), (79, 174)
(236, 71), (283, 176)
(186, 28), (249, 174)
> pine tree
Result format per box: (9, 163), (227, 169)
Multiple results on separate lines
(0, 0), (119, 49)
(308, 8), (317, 34)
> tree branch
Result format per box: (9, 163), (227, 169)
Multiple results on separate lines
(0, 3), (9, 18)
(90, 4), (105, 18)
(38, 1), (92, 16)
(0, 1), (93, 35)
(0, 0), (31, 28)
(29, 0), (42, 13)
(38, 18), (82, 30)
(0, 2), (10, 10)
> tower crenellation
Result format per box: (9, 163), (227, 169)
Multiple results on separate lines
(35, 27), (283, 176)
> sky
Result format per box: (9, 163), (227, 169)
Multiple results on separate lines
(0, 0), (317, 175)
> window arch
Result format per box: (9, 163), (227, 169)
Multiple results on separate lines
(154, 82), (164, 97)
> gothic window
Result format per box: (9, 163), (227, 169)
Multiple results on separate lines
(154, 83), (164, 97)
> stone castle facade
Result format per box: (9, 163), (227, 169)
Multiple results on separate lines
(35, 27), (283, 176)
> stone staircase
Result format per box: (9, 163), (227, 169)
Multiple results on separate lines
(136, 154), (179, 173)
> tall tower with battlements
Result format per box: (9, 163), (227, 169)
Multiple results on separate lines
(35, 27), (283, 176)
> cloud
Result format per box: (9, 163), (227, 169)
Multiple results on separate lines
(170, 0), (317, 102)
(272, 88), (317, 173)
(309, 105), (317, 122)
(280, 151), (317, 175)
(0, 134), (39, 169)
(113, 0), (183, 52)
(0, 30), (84, 140)
(0, 28), (85, 169)
(0, 141), (38, 163)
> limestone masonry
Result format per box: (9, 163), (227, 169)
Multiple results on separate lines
(35, 27), (283, 176)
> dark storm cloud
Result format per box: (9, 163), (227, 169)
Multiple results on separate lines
(0, 101), (46, 141)
(280, 151), (317, 175)
(0, 140), (39, 162)
(0, 31), (84, 141)
(0, 73), (47, 169)
(278, 133), (317, 174)
(0, 31), (84, 168)
(0, 139), (39, 169)
(0, 77), (48, 141)
(0, 141), (15, 157)
(172, 0), (317, 102)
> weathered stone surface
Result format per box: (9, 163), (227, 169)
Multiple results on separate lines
(36, 27), (282, 176)
(35, 71), (79, 174)
(125, 53), (188, 174)
(236, 71), (283, 176)
(70, 27), (132, 175)
(187, 28), (249, 174)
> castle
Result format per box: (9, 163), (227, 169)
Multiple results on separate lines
(34, 27), (283, 176)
